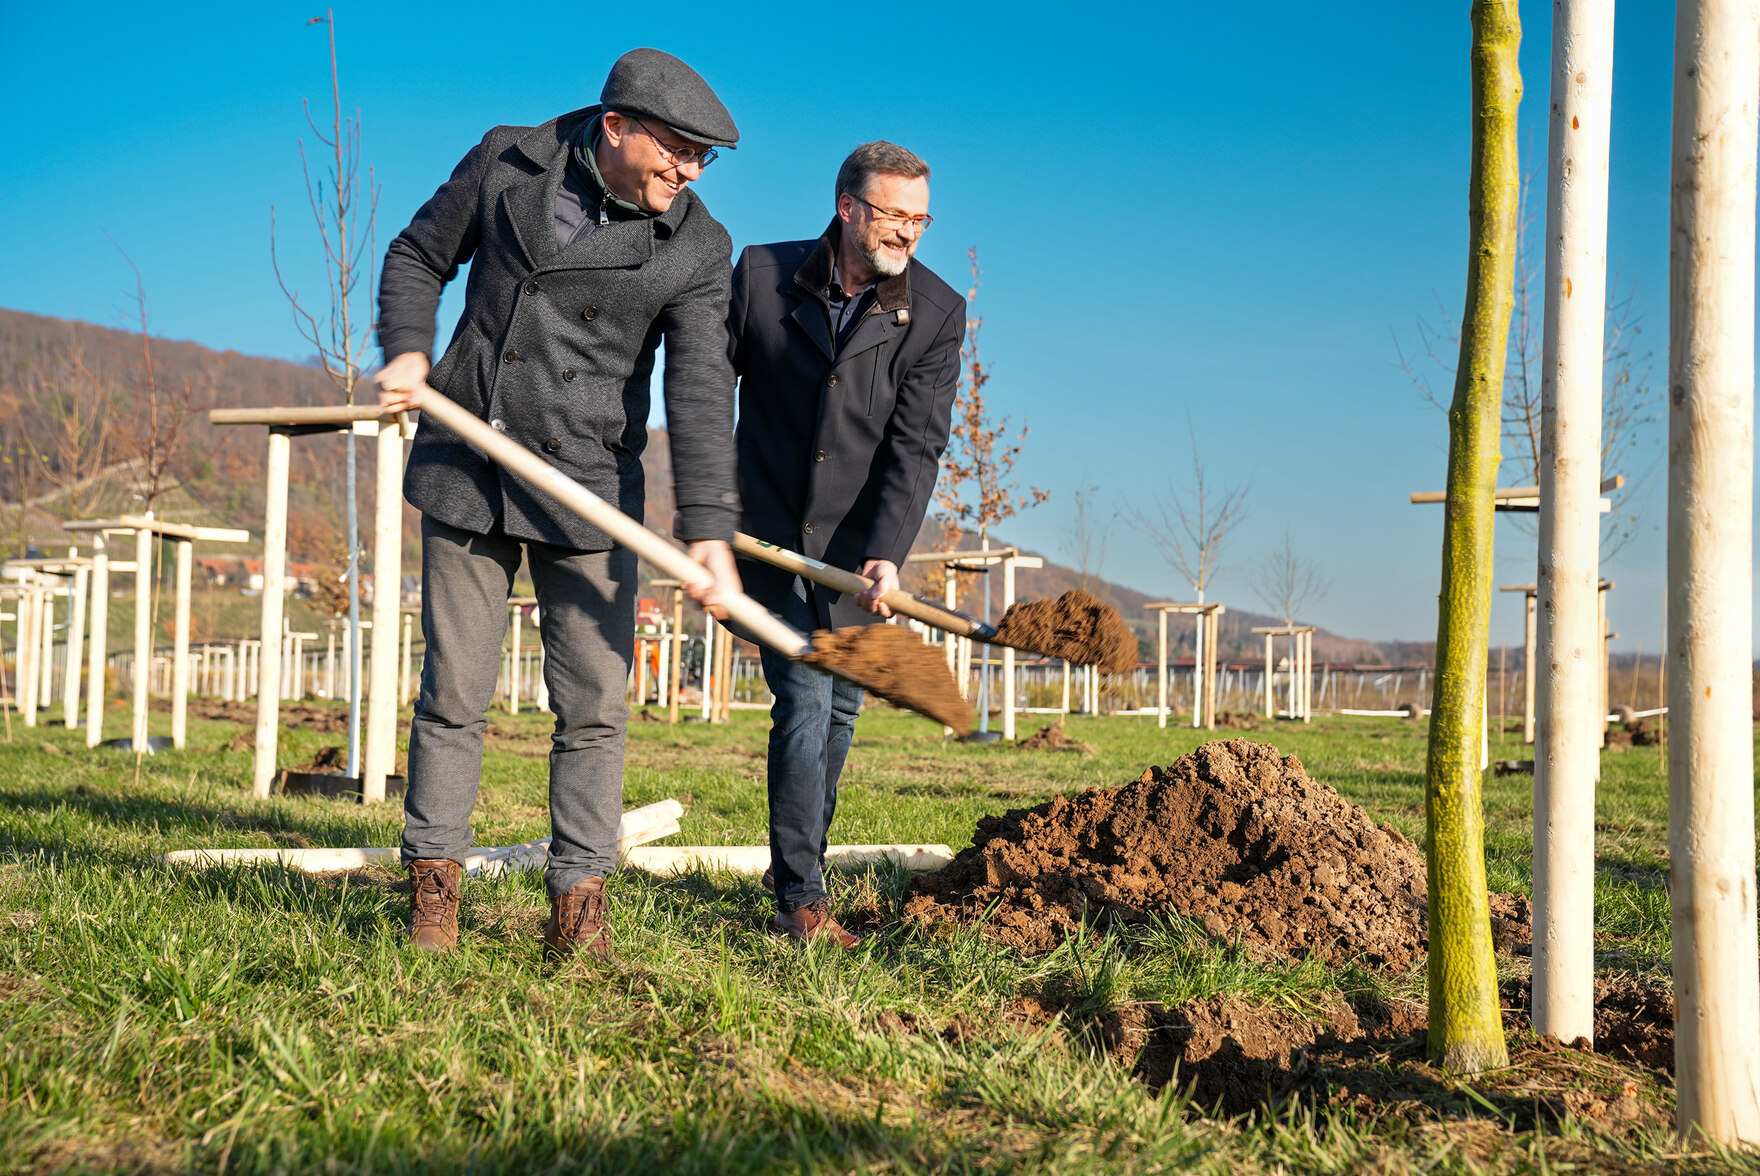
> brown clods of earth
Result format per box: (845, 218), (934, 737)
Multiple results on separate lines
(992, 590), (1138, 673)
(804, 625), (974, 735)
(1008, 977), (1676, 1132)
(1212, 711), (1260, 730)
(904, 738), (1531, 969)
(1016, 721), (1094, 753)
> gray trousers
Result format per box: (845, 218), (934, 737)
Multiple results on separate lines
(401, 514), (635, 896)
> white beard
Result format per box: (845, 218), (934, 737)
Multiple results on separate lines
(861, 238), (913, 277)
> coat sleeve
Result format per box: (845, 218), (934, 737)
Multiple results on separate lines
(861, 294), (965, 566)
(377, 132), (492, 363)
(660, 231), (740, 544)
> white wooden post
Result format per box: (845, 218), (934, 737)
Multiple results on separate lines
(1522, 590), (1538, 743)
(1263, 631), (1273, 718)
(364, 421), (404, 804)
(1190, 601), (1203, 730)
(1667, 0), (1760, 1141)
(37, 586), (54, 708)
(1002, 554), (1016, 740)
(86, 537), (108, 746)
(1156, 608), (1169, 729)
(63, 560), (85, 730)
(18, 587), (38, 728)
(1061, 659), (1070, 715)
(254, 431), (291, 797)
(170, 538), (192, 749)
(131, 528), (152, 750)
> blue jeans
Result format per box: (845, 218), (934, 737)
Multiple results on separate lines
(759, 588), (865, 913)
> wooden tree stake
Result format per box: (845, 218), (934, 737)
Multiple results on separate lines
(1667, 0), (1760, 1141)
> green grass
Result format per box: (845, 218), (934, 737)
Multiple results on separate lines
(0, 705), (1745, 1173)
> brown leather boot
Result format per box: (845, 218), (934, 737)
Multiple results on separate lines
(543, 877), (614, 962)
(407, 859), (461, 952)
(771, 897), (861, 949)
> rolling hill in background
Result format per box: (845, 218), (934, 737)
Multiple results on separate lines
(0, 307), (1418, 665)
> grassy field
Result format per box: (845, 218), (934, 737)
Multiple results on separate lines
(0, 700), (1743, 1174)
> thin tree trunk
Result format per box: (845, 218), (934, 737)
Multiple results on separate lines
(1666, 0), (1760, 1142)
(1425, 0), (1519, 1074)
(1532, 0), (1614, 1045)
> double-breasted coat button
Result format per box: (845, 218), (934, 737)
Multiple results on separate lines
(543, 438), (561, 454)
(803, 523), (815, 535)
(814, 450), (825, 462)
(524, 280), (540, 295)
(490, 419), (506, 431)
(563, 368), (576, 381)
(581, 306), (599, 321)
(826, 374), (839, 387)
(503, 350), (520, 363)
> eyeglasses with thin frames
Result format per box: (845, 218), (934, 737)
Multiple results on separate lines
(850, 193), (933, 233)
(630, 117), (719, 169)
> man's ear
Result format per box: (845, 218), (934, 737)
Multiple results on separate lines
(835, 192), (855, 224)
(602, 111), (625, 146)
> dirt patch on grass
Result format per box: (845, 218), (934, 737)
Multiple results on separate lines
(1005, 980), (1675, 1134)
(904, 739), (1531, 969)
(804, 625), (973, 735)
(194, 698), (361, 735)
(1118, 986), (1672, 1133)
(1015, 721), (1093, 753)
(992, 590), (1139, 673)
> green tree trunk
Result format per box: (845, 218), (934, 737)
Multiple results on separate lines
(1425, 0), (1520, 1075)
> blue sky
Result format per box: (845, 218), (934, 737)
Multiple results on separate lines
(0, 0), (1733, 653)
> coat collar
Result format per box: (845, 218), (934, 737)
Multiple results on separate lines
(792, 219), (912, 315)
(503, 105), (691, 272)
(788, 220), (913, 360)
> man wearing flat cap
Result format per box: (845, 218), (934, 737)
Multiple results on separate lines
(375, 48), (742, 962)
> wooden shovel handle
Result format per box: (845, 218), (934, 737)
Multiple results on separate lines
(731, 533), (999, 641)
(415, 395), (811, 658)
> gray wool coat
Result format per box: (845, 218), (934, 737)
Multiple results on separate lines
(379, 104), (739, 551)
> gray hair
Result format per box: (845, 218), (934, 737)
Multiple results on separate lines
(835, 141), (930, 204)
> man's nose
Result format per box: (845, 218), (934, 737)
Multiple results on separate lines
(676, 159), (705, 183)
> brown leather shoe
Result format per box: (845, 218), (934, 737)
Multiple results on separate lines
(407, 859), (461, 952)
(543, 877), (615, 962)
(771, 897), (861, 949)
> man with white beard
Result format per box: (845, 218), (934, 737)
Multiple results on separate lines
(726, 142), (964, 946)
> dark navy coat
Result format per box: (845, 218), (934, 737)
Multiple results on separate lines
(728, 222), (963, 628)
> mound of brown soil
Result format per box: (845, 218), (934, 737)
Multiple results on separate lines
(992, 590), (1138, 673)
(1212, 711), (1260, 730)
(805, 625), (974, 735)
(904, 739), (1531, 970)
(1016, 721), (1093, 753)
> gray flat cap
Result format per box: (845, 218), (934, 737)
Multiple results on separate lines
(601, 48), (739, 149)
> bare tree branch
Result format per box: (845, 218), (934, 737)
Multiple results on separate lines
(1251, 526), (1330, 627)
(1122, 415), (1250, 599)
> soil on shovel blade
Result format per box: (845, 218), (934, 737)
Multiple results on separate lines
(804, 625), (975, 735)
(992, 590), (1139, 674)
(905, 738), (1531, 969)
